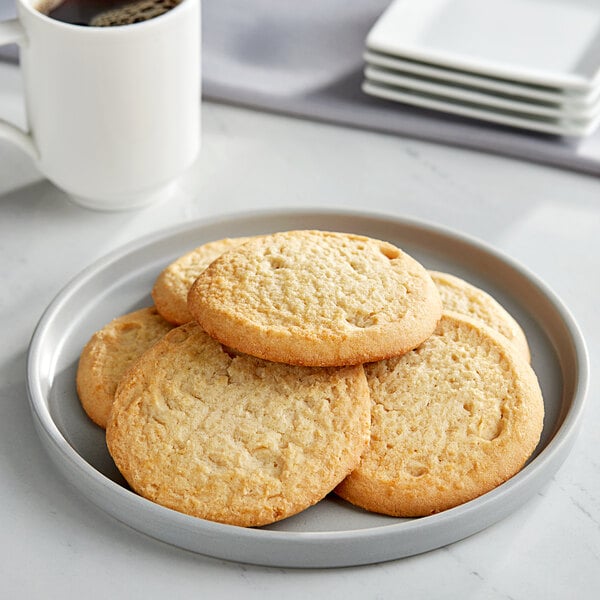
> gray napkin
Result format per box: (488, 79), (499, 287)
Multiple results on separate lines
(2, 0), (600, 176)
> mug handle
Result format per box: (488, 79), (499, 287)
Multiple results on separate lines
(0, 18), (39, 160)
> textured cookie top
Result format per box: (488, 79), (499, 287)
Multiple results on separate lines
(76, 307), (173, 429)
(430, 270), (530, 362)
(335, 311), (544, 517)
(106, 322), (371, 527)
(187, 230), (442, 366)
(152, 237), (253, 325)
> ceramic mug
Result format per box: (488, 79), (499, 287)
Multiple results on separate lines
(0, 0), (200, 210)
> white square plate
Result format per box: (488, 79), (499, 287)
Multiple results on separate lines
(364, 50), (600, 108)
(367, 0), (600, 91)
(364, 65), (600, 120)
(362, 79), (600, 137)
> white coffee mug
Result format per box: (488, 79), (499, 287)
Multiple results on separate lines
(0, 0), (200, 210)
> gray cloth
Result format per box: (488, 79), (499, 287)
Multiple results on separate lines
(2, 0), (600, 176)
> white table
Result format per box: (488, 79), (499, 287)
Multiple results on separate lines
(1, 61), (599, 599)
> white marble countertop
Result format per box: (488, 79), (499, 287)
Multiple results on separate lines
(1, 60), (599, 598)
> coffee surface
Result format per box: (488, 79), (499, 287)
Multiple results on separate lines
(37, 0), (182, 27)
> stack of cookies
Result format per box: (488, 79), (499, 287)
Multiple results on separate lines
(76, 230), (544, 526)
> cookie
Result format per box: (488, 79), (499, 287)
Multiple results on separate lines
(106, 321), (371, 527)
(335, 311), (544, 517)
(187, 230), (443, 367)
(430, 270), (530, 362)
(76, 307), (173, 428)
(152, 237), (254, 325)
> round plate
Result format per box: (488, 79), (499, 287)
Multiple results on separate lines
(26, 209), (589, 568)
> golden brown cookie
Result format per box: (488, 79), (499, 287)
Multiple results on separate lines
(151, 237), (254, 325)
(76, 307), (173, 428)
(187, 230), (443, 367)
(430, 270), (530, 362)
(106, 321), (371, 527)
(335, 311), (544, 517)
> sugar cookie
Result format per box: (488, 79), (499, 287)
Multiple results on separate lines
(76, 306), (173, 428)
(188, 230), (442, 366)
(430, 270), (530, 362)
(106, 322), (371, 527)
(152, 237), (253, 325)
(335, 312), (544, 517)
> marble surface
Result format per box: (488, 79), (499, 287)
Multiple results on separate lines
(0, 60), (599, 598)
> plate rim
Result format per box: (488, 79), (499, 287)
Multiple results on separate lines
(26, 207), (590, 566)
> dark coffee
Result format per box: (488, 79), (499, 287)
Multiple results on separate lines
(37, 0), (182, 27)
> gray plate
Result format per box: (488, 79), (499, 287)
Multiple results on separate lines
(26, 209), (589, 568)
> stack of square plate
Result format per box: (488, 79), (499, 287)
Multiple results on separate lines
(363, 0), (600, 136)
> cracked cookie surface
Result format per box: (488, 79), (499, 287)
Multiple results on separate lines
(106, 321), (371, 527)
(335, 311), (544, 517)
